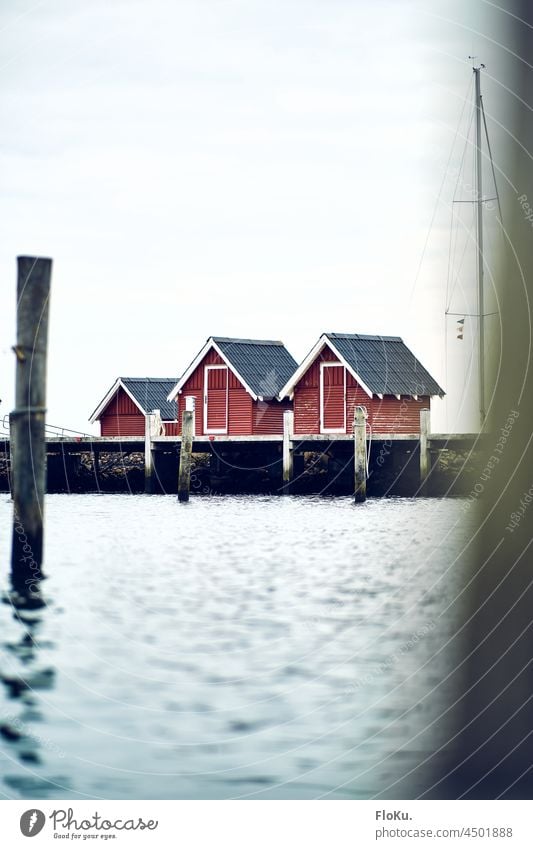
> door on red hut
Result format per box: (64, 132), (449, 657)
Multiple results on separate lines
(320, 363), (346, 433)
(204, 365), (228, 434)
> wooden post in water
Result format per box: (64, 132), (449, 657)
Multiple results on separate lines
(93, 448), (100, 483)
(144, 412), (155, 494)
(282, 409), (294, 493)
(10, 256), (52, 586)
(8, 416), (16, 501)
(353, 405), (367, 503)
(178, 410), (194, 502)
(419, 408), (430, 493)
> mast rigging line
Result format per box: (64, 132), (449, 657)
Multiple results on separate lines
(408, 75), (474, 308)
(474, 65), (486, 425)
(452, 197), (498, 203)
(480, 94), (504, 226)
(445, 216), (476, 314)
(445, 311), (498, 317)
(445, 101), (476, 315)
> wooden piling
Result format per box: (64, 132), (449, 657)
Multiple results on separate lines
(8, 413), (17, 501)
(282, 409), (294, 493)
(10, 256), (52, 585)
(144, 412), (155, 494)
(419, 408), (430, 493)
(93, 448), (100, 483)
(178, 410), (194, 502)
(353, 405), (367, 503)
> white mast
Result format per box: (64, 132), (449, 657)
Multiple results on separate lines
(473, 61), (485, 427)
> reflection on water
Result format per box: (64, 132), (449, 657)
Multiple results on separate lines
(0, 494), (471, 799)
(1, 575), (57, 792)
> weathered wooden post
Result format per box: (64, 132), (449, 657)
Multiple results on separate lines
(144, 412), (156, 494)
(178, 407), (194, 502)
(93, 448), (100, 485)
(282, 409), (294, 493)
(353, 405), (367, 503)
(10, 256), (52, 586)
(419, 408), (430, 493)
(8, 415), (16, 501)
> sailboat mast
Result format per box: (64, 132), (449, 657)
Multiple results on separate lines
(474, 64), (485, 426)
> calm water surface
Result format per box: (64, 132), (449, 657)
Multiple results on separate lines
(0, 494), (472, 799)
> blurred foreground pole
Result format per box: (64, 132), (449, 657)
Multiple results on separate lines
(10, 257), (52, 589)
(429, 6), (533, 798)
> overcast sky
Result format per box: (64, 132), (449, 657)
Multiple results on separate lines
(0, 0), (512, 432)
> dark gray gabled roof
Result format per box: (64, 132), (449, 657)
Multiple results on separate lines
(213, 338), (298, 399)
(121, 378), (178, 420)
(326, 333), (445, 396)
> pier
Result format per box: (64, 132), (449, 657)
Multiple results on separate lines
(0, 413), (482, 498)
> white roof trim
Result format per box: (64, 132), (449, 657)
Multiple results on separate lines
(277, 336), (328, 399)
(167, 337), (259, 402)
(89, 379), (146, 423)
(277, 335), (373, 400)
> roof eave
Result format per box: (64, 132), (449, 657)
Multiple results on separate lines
(325, 337), (374, 398)
(278, 334), (376, 400)
(166, 337), (259, 402)
(89, 378), (147, 423)
(277, 334), (329, 399)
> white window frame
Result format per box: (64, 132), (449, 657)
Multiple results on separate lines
(204, 365), (229, 434)
(320, 362), (346, 434)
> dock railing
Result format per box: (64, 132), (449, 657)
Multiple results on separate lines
(1, 413), (94, 441)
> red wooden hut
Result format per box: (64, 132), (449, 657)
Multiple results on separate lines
(278, 333), (444, 435)
(89, 377), (179, 436)
(167, 337), (297, 435)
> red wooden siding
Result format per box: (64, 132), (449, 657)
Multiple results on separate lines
(98, 387), (180, 436)
(294, 386), (320, 434)
(176, 348), (290, 436)
(321, 364), (345, 430)
(294, 347), (338, 434)
(206, 366), (228, 431)
(177, 349), (223, 435)
(229, 381), (253, 435)
(99, 387), (145, 436)
(177, 349), (271, 435)
(253, 399), (291, 434)
(370, 395), (430, 433)
(163, 421), (180, 436)
(102, 387), (139, 416)
(346, 373), (372, 426)
(293, 346), (430, 435)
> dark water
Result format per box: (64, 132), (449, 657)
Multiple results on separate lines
(0, 494), (471, 799)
